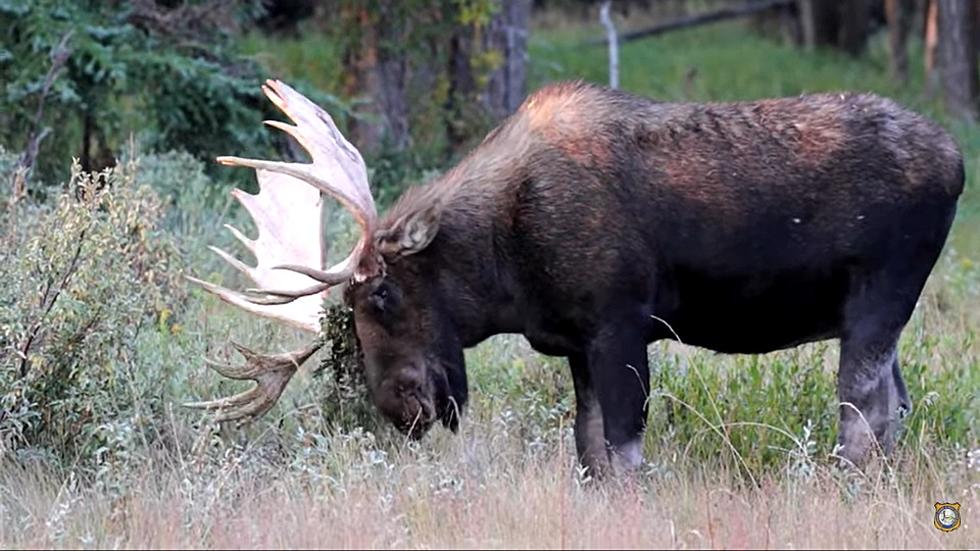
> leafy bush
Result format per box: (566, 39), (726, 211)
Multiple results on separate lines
(0, 156), (184, 466)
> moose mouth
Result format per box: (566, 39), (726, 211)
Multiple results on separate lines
(391, 368), (457, 439)
(395, 397), (437, 439)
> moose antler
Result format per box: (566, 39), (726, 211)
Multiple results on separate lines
(184, 79), (378, 422)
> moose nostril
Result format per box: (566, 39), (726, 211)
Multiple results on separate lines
(397, 381), (421, 396)
(397, 371), (424, 395)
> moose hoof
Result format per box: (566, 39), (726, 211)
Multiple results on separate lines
(609, 439), (644, 476)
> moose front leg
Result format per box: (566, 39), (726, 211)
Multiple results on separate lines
(568, 354), (610, 478)
(585, 324), (650, 475)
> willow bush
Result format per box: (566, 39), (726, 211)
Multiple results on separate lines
(0, 154), (183, 466)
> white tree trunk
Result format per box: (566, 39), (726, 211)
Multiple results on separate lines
(599, 1), (619, 89)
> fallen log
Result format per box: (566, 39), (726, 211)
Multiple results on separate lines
(587, 0), (795, 45)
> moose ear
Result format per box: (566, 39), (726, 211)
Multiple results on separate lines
(376, 202), (442, 258)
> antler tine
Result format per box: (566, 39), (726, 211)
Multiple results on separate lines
(216, 156), (370, 228)
(184, 340), (323, 423)
(184, 275), (321, 332)
(184, 168), (328, 331)
(218, 80), (377, 256)
(184, 79), (377, 424)
(243, 281), (333, 305)
(215, 79), (379, 287)
(260, 80), (374, 217)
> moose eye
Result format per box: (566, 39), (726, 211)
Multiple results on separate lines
(369, 284), (390, 312)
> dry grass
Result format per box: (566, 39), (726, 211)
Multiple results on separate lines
(1, 412), (976, 550)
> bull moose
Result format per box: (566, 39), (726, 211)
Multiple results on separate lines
(187, 79), (963, 476)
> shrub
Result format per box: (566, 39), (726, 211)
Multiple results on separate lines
(0, 156), (184, 467)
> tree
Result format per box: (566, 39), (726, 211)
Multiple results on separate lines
(338, 1), (411, 153)
(936, 0), (979, 120)
(837, 0), (872, 56)
(924, 0), (940, 96)
(331, 0), (528, 158)
(885, 0), (915, 83)
(483, 0), (531, 119)
(797, 0), (841, 50)
(796, 0), (874, 56)
(0, 0), (288, 186)
(447, 0), (530, 149)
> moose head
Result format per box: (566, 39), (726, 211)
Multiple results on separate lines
(186, 80), (465, 437)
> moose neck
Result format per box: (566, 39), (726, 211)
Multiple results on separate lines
(415, 179), (524, 347)
(386, 156), (528, 348)
(382, 111), (540, 347)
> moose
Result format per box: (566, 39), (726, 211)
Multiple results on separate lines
(187, 80), (963, 476)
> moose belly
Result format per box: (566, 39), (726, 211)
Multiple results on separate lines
(653, 264), (848, 354)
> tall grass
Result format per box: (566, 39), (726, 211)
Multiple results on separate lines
(0, 404), (975, 548)
(1, 18), (977, 549)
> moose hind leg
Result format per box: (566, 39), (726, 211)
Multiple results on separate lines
(838, 338), (899, 466)
(837, 245), (937, 467)
(569, 354), (610, 478)
(892, 355), (911, 419)
(837, 303), (910, 466)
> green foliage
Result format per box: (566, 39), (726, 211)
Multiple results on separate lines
(241, 21), (442, 205)
(127, 150), (224, 229)
(0, 156), (184, 466)
(0, 0), (277, 185)
(309, 303), (383, 433)
(647, 306), (978, 477)
(366, 148), (446, 209)
(650, 344), (837, 474)
(241, 0), (512, 202)
(454, 0), (499, 27)
(238, 26), (346, 97)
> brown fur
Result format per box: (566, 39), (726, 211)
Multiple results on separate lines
(384, 81), (961, 237)
(353, 81), (964, 473)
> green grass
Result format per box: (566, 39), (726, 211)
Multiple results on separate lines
(237, 26), (346, 99)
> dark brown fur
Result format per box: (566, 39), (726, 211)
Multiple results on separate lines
(348, 81), (964, 474)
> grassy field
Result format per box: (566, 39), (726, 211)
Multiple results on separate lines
(1, 17), (978, 549)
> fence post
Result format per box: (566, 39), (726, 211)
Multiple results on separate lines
(599, 1), (619, 89)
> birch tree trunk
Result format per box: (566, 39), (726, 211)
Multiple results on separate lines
(937, 0), (979, 120)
